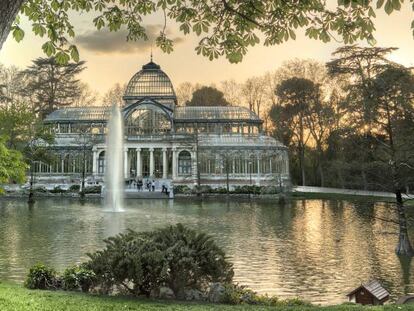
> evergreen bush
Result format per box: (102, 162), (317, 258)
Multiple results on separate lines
(24, 263), (60, 290)
(69, 184), (80, 192)
(86, 224), (234, 298)
(62, 265), (96, 292)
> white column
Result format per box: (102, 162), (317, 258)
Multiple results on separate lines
(191, 150), (197, 182)
(149, 148), (154, 177)
(136, 148), (142, 177)
(92, 149), (97, 175)
(61, 156), (65, 174)
(162, 148), (168, 179)
(256, 155), (261, 186)
(269, 157), (272, 174)
(124, 148), (128, 178)
(172, 148), (177, 180)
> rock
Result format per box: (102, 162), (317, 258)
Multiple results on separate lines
(159, 286), (175, 299)
(184, 288), (205, 301)
(208, 283), (226, 303)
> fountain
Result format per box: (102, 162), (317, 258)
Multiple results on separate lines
(105, 103), (124, 212)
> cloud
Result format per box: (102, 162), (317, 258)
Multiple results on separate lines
(75, 25), (184, 54)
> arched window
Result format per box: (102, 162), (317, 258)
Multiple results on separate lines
(98, 151), (105, 174)
(125, 104), (171, 135)
(178, 150), (192, 175)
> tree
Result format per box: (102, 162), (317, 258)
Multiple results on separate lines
(220, 80), (242, 107)
(176, 82), (201, 106)
(2, 1), (412, 63)
(102, 83), (127, 106)
(242, 77), (265, 117)
(275, 77), (320, 186)
(327, 45), (414, 257)
(327, 46), (398, 190)
(0, 102), (55, 202)
(71, 82), (97, 107)
(0, 102), (35, 149)
(19, 57), (86, 118)
(0, 136), (27, 192)
(306, 101), (336, 187)
(0, 63), (26, 105)
(23, 120), (55, 204)
(186, 86), (230, 107)
(371, 65), (414, 256)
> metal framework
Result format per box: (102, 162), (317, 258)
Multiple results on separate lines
(123, 61), (177, 105)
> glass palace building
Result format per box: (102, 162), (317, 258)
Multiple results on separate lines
(43, 61), (290, 188)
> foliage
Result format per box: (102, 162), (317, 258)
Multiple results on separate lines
(50, 186), (67, 194)
(86, 224), (234, 298)
(18, 57), (86, 118)
(3, 1), (411, 63)
(174, 185), (192, 194)
(0, 136), (27, 189)
(62, 265), (96, 292)
(221, 283), (309, 306)
(83, 185), (101, 194)
(186, 86), (230, 107)
(24, 263), (60, 290)
(69, 184), (81, 192)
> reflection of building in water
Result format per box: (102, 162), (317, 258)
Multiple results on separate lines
(39, 60), (290, 188)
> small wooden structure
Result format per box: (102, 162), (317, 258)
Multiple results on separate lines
(346, 280), (390, 305)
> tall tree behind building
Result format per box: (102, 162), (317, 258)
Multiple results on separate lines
(19, 57), (86, 118)
(102, 83), (127, 106)
(186, 86), (230, 107)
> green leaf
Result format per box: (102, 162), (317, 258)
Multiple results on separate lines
(384, 0), (393, 14)
(55, 51), (70, 65)
(33, 24), (46, 37)
(12, 27), (25, 43)
(376, 0), (385, 8)
(69, 45), (79, 62)
(42, 41), (56, 57)
(289, 29), (296, 40)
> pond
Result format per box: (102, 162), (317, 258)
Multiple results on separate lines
(0, 197), (412, 305)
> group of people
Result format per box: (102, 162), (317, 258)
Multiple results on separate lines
(135, 178), (155, 191)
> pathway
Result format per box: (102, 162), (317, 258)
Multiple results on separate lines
(292, 186), (412, 199)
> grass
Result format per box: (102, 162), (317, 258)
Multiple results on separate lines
(0, 282), (413, 311)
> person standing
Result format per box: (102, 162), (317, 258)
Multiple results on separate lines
(151, 180), (155, 192)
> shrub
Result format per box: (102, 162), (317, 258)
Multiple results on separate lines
(86, 224), (234, 298)
(192, 185), (212, 194)
(83, 186), (101, 194)
(34, 186), (47, 193)
(50, 186), (67, 193)
(173, 185), (191, 194)
(69, 184), (81, 192)
(24, 263), (60, 290)
(62, 265), (96, 292)
(221, 283), (309, 306)
(233, 185), (261, 194)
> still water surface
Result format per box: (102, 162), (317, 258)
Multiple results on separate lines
(0, 198), (413, 305)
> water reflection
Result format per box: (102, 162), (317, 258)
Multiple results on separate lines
(0, 198), (412, 305)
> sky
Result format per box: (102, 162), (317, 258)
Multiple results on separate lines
(0, 2), (413, 99)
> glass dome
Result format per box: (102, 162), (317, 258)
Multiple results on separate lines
(123, 61), (177, 104)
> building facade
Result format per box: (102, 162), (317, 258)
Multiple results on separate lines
(42, 60), (290, 188)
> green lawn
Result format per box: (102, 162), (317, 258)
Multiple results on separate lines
(0, 282), (413, 311)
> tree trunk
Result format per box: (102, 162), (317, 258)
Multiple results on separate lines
(300, 147), (306, 186)
(0, 0), (26, 51)
(318, 162), (324, 187)
(395, 189), (413, 256)
(361, 169), (368, 190)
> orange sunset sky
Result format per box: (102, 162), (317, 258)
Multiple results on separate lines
(0, 1), (413, 98)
